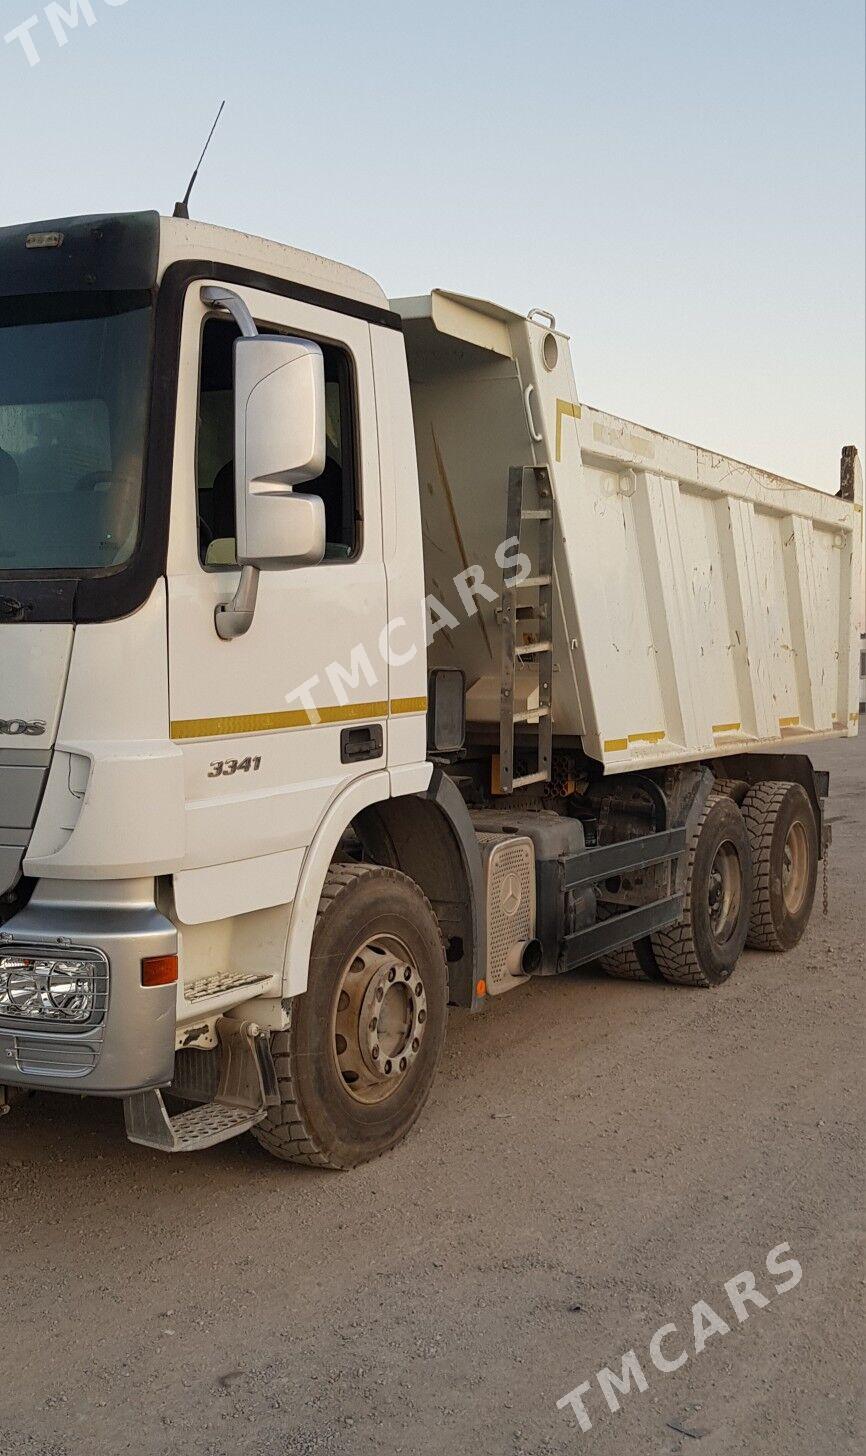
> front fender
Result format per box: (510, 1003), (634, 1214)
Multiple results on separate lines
(281, 770), (393, 999)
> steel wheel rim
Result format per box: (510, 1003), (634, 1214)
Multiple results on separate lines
(782, 821), (809, 915)
(330, 934), (427, 1106)
(707, 840), (743, 945)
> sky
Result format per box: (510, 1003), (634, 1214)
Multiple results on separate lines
(1, 0), (864, 493)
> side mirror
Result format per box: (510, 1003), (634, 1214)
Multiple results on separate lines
(427, 668), (466, 754)
(234, 334), (327, 568)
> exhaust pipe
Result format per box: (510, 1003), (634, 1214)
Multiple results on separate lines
(506, 938), (543, 978)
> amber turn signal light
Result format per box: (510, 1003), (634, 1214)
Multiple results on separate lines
(141, 955), (179, 988)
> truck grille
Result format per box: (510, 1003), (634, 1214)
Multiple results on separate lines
(0, 1024), (105, 1079)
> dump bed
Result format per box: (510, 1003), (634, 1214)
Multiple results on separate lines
(394, 291), (863, 773)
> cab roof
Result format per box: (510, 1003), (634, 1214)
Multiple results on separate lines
(158, 214), (391, 314)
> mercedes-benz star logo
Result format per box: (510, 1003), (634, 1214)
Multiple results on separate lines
(500, 873), (523, 918)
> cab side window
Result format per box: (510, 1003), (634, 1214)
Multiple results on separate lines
(196, 316), (359, 567)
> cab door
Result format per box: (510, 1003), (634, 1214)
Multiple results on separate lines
(166, 279), (388, 922)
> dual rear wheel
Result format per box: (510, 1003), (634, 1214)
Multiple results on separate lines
(600, 782), (819, 990)
(742, 782), (819, 951)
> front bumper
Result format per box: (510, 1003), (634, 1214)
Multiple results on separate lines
(0, 880), (176, 1095)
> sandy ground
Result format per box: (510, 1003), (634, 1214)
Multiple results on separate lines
(1, 734), (863, 1456)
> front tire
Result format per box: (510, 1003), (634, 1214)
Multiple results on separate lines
(254, 864), (448, 1169)
(651, 793), (753, 988)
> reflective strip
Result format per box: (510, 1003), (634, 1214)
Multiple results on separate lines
(604, 730), (666, 753)
(172, 701), (387, 741)
(713, 722), (742, 735)
(555, 398), (582, 462)
(171, 697), (428, 742)
(390, 696), (428, 716)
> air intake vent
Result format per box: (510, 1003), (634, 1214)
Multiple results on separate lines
(477, 833), (536, 996)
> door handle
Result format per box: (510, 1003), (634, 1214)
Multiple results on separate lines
(340, 724), (384, 764)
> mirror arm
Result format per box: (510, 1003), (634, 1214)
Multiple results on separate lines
(200, 285), (259, 339)
(214, 564), (260, 641)
(202, 286), (261, 641)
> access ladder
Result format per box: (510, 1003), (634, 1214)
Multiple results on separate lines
(498, 465), (556, 794)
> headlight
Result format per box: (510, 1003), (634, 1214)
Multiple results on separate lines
(0, 954), (100, 1024)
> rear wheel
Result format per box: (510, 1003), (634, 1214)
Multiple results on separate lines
(597, 922), (663, 982)
(254, 864), (448, 1169)
(742, 782), (818, 951)
(651, 793), (753, 988)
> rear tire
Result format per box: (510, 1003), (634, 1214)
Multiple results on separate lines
(651, 793), (753, 988)
(597, 921), (663, 982)
(254, 864), (448, 1169)
(742, 782), (818, 951)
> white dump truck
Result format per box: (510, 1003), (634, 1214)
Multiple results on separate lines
(0, 213), (861, 1166)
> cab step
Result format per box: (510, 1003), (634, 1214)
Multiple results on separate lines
(184, 969), (272, 1002)
(123, 1017), (278, 1153)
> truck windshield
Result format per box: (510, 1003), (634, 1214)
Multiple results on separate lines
(0, 294), (152, 573)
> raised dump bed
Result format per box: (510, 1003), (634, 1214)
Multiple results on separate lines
(395, 290), (863, 773)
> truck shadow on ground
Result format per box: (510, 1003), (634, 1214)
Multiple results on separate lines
(1, 961), (648, 1193)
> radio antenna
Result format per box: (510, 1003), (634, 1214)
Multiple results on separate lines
(173, 101), (227, 220)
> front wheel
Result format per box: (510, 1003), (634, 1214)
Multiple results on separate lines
(254, 864), (448, 1169)
(652, 793), (753, 988)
